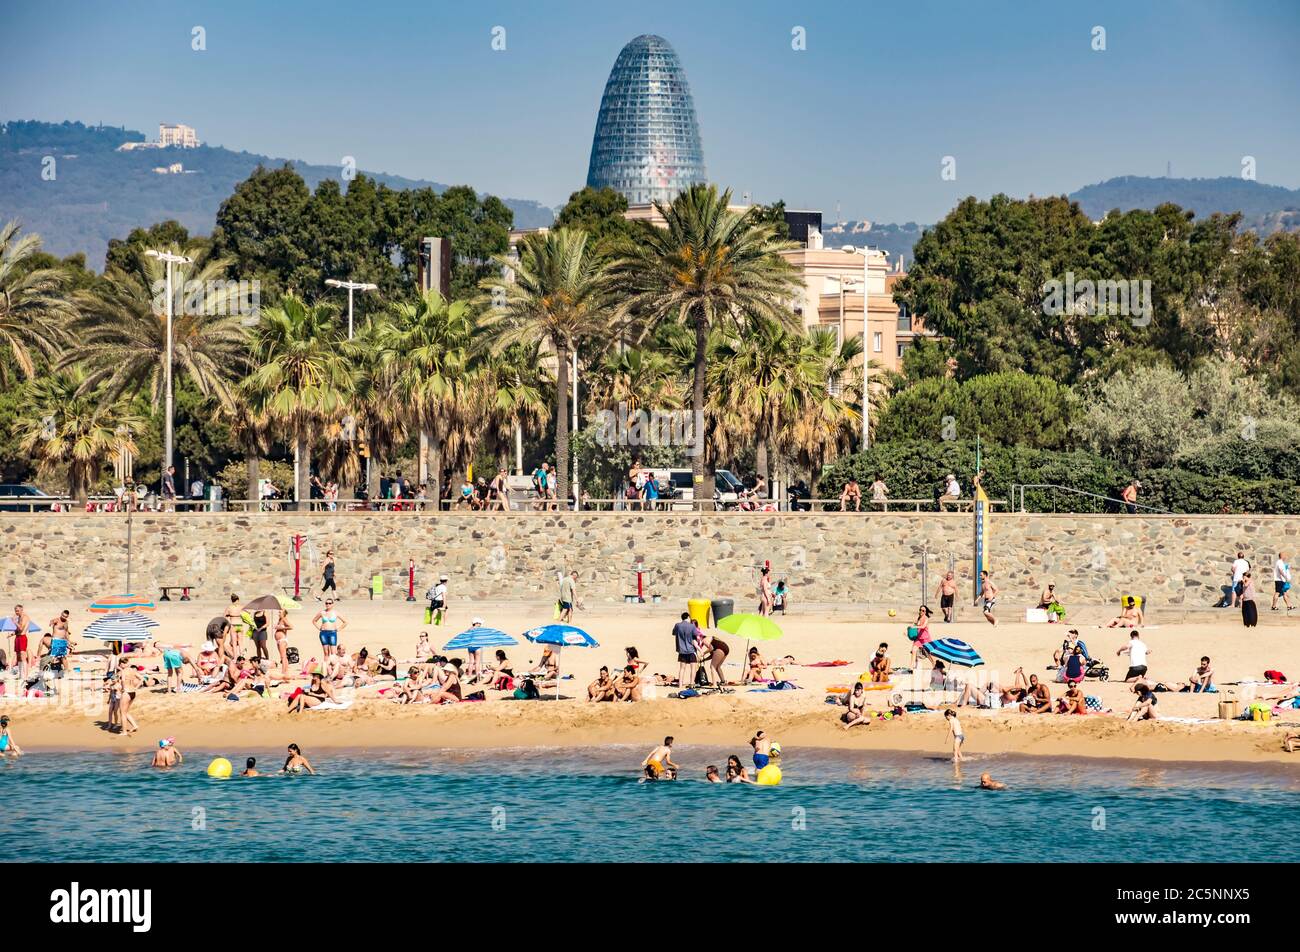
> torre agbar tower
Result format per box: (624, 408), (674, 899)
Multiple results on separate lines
(585, 34), (707, 205)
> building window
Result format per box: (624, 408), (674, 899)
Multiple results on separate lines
(872, 332), (882, 353)
(896, 305), (910, 332)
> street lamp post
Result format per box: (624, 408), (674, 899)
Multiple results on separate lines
(843, 246), (873, 450)
(324, 279), (378, 339)
(145, 249), (192, 479)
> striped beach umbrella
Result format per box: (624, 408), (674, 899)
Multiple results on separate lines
(89, 593), (156, 614)
(82, 613), (158, 641)
(925, 638), (984, 668)
(443, 627), (517, 652)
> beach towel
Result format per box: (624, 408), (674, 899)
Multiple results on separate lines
(307, 699), (353, 711)
(1085, 695), (1104, 712)
(800, 660), (851, 667)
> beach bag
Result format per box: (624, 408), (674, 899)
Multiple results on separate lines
(424, 606), (433, 624)
(694, 666), (711, 687)
(1085, 695), (1103, 712)
(286, 647), (300, 664)
(1265, 669), (1287, 684)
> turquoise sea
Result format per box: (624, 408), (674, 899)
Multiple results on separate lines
(6, 747), (1300, 862)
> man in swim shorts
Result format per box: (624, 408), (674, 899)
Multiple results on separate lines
(151, 738), (183, 768)
(642, 736), (677, 780)
(936, 571), (957, 623)
(975, 571), (998, 626)
(751, 729), (771, 770)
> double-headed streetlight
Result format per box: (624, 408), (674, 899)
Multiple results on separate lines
(145, 248), (193, 478)
(324, 278), (378, 339)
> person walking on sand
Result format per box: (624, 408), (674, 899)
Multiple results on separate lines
(975, 570), (998, 625)
(1116, 630), (1150, 681)
(936, 571), (957, 623)
(427, 574), (449, 626)
(558, 571), (577, 623)
(642, 736), (678, 780)
(117, 659), (142, 735)
(6, 604), (31, 679)
(319, 549), (337, 600)
(1273, 551), (1294, 612)
(758, 566), (774, 616)
(945, 708), (965, 762)
(274, 610), (292, 679)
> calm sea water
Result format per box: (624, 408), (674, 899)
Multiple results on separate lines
(5, 746), (1299, 862)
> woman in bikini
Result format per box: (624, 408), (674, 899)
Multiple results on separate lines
(841, 682), (871, 729)
(390, 666), (428, 703)
(273, 611), (292, 679)
(745, 647), (767, 684)
(423, 660), (463, 704)
(869, 643), (892, 682)
(725, 754), (752, 783)
(282, 743), (315, 774)
(287, 672), (336, 713)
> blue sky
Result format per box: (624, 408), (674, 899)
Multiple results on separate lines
(3, 0), (1297, 223)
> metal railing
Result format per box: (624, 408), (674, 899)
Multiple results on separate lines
(1009, 483), (1171, 514)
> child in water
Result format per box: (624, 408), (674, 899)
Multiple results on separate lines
(0, 715), (21, 756)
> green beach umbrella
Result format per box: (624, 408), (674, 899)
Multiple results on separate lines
(716, 613), (783, 684)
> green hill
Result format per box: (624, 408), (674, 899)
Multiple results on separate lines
(0, 119), (555, 268)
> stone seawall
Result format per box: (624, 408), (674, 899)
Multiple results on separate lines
(3, 512), (1297, 609)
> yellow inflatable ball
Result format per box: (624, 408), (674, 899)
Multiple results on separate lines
(888, 609), (897, 617)
(755, 764), (783, 786)
(206, 757), (233, 779)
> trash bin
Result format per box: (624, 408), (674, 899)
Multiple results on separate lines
(687, 598), (711, 630)
(710, 598), (734, 626)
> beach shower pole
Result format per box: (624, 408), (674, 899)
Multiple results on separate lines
(407, 559), (416, 602)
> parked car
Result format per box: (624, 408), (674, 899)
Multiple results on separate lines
(659, 468), (747, 509)
(0, 483), (57, 512)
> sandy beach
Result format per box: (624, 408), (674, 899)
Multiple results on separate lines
(5, 596), (1300, 765)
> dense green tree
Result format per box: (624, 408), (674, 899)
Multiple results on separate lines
(554, 187), (643, 260)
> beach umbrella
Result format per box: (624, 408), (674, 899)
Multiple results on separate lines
(82, 613), (157, 642)
(443, 627), (517, 652)
(925, 638), (984, 668)
(0, 618), (42, 633)
(521, 624), (600, 699)
(716, 613), (784, 683)
(89, 593), (156, 613)
(243, 594), (301, 612)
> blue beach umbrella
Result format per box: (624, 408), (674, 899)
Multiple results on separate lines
(925, 638), (984, 668)
(443, 627), (517, 652)
(521, 624), (600, 698)
(0, 618), (42, 633)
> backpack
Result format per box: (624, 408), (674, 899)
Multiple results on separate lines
(694, 666), (711, 687)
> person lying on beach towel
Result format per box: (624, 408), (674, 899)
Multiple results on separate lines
(287, 672), (338, 713)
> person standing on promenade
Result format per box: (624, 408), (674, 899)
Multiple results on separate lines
(1273, 551), (1294, 612)
(936, 571), (957, 623)
(1229, 551), (1250, 608)
(672, 612), (698, 689)
(161, 465), (177, 511)
(1121, 479), (1140, 514)
(1241, 572), (1259, 628)
(489, 468), (510, 512)
(975, 571), (998, 625)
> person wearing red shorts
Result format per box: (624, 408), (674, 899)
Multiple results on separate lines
(6, 604), (31, 679)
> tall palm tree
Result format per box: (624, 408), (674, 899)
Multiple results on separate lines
(377, 289), (477, 503)
(244, 294), (355, 507)
(350, 319), (408, 499)
(610, 185), (801, 505)
(62, 243), (247, 410)
(584, 345), (684, 416)
(788, 328), (865, 484)
(14, 367), (145, 503)
(0, 220), (76, 384)
(481, 341), (552, 474)
(482, 228), (609, 503)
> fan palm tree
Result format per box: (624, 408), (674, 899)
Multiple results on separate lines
(244, 294), (356, 507)
(609, 185), (801, 505)
(481, 341), (552, 474)
(481, 228), (609, 503)
(0, 220), (76, 384)
(14, 367), (145, 503)
(376, 289), (477, 503)
(62, 243), (248, 410)
(787, 328), (866, 483)
(349, 319), (408, 499)
(584, 345), (684, 416)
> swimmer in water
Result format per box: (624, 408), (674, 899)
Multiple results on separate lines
(751, 729), (771, 771)
(150, 738), (183, 768)
(641, 736), (678, 781)
(282, 743), (315, 775)
(979, 772), (1005, 790)
(241, 757), (259, 777)
(725, 754), (752, 783)
(0, 715), (21, 756)
(705, 765), (721, 783)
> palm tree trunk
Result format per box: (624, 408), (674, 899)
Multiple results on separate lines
(246, 453), (260, 513)
(756, 436), (770, 498)
(555, 342), (570, 505)
(692, 317), (711, 511)
(429, 430), (443, 511)
(296, 435), (312, 511)
(418, 429), (429, 485)
(515, 421), (523, 476)
(367, 455), (381, 500)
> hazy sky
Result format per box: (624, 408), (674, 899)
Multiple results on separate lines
(4, 0), (1297, 223)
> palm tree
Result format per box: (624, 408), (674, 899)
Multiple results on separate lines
(62, 243), (247, 410)
(482, 228), (609, 503)
(244, 294), (355, 507)
(377, 289), (477, 504)
(481, 341), (552, 474)
(584, 345), (684, 416)
(788, 328), (865, 484)
(14, 367), (145, 503)
(0, 220), (76, 384)
(350, 319), (408, 499)
(610, 185), (801, 505)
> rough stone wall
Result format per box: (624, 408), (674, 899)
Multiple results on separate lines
(3, 512), (1296, 608)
